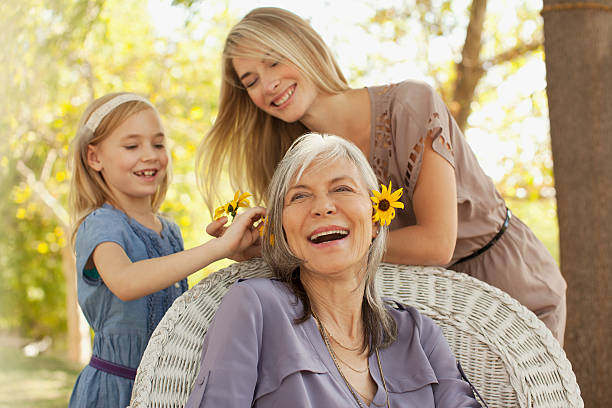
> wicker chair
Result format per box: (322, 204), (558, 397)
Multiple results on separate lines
(129, 258), (582, 408)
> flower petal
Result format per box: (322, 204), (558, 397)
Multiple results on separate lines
(390, 188), (403, 201)
(380, 183), (388, 196)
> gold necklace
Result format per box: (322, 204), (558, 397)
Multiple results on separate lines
(313, 315), (391, 408)
(326, 328), (363, 352)
(332, 347), (369, 374)
(320, 327), (368, 373)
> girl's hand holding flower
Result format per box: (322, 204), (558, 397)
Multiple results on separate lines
(207, 191), (266, 261)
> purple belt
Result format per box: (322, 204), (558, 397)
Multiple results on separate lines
(89, 355), (137, 380)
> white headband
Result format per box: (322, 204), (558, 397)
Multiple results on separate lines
(84, 94), (155, 133)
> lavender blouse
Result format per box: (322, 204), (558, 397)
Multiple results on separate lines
(185, 278), (480, 407)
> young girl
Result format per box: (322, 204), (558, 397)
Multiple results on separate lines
(196, 7), (567, 343)
(67, 92), (264, 407)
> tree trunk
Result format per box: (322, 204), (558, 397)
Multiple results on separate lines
(62, 243), (91, 365)
(452, 0), (487, 131)
(542, 1), (612, 406)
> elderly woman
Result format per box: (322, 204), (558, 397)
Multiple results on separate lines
(186, 133), (480, 407)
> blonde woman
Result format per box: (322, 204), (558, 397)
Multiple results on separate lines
(197, 7), (566, 343)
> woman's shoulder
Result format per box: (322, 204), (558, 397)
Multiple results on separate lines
(370, 80), (437, 104)
(385, 300), (443, 345)
(230, 278), (295, 308)
(379, 301), (444, 390)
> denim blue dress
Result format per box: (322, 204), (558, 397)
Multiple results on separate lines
(69, 204), (188, 408)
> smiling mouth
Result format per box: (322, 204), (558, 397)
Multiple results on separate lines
(272, 85), (295, 107)
(309, 229), (349, 244)
(134, 170), (157, 177)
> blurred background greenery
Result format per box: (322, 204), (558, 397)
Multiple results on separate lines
(0, 0), (556, 405)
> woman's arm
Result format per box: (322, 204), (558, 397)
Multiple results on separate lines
(383, 136), (457, 265)
(185, 282), (262, 408)
(92, 207), (265, 301)
(427, 333), (482, 407)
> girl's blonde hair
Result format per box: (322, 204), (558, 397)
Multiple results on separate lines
(196, 7), (350, 213)
(68, 92), (169, 244)
(262, 133), (397, 351)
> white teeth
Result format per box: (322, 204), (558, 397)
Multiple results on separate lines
(273, 86), (294, 106)
(136, 170), (156, 177)
(309, 230), (348, 241)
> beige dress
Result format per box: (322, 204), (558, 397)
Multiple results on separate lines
(367, 81), (567, 342)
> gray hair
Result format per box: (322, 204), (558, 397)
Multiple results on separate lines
(262, 133), (397, 350)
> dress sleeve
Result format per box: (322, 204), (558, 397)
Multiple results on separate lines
(419, 315), (482, 407)
(185, 282), (262, 408)
(74, 208), (130, 286)
(391, 81), (457, 198)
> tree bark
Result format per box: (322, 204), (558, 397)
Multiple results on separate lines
(452, 0), (487, 131)
(542, 1), (612, 406)
(62, 243), (91, 365)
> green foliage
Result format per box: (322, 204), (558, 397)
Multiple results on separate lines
(0, 0), (238, 340)
(506, 198), (559, 264)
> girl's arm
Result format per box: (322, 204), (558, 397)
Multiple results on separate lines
(92, 207), (265, 301)
(383, 136), (457, 265)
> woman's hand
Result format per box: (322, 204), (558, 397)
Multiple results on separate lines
(206, 206), (266, 261)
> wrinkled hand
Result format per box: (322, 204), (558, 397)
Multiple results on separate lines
(206, 206), (266, 262)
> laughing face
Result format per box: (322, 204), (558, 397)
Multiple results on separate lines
(282, 158), (376, 278)
(87, 107), (168, 209)
(232, 55), (319, 123)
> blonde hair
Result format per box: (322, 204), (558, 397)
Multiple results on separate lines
(196, 7), (350, 213)
(262, 133), (397, 351)
(68, 92), (169, 244)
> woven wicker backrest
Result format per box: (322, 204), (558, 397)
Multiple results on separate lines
(129, 258), (582, 408)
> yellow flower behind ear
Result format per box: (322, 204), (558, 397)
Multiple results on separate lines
(371, 181), (404, 226)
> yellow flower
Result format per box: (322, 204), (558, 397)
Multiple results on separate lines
(214, 190), (252, 220)
(228, 191), (251, 216)
(371, 181), (404, 226)
(214, 203), (229, 220)
(258, 216), (275, 246)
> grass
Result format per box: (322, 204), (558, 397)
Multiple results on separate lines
(0, 342), (81, 408)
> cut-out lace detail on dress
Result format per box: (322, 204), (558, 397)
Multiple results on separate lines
(429, 111), (454, 158)
(404, 136), (424, 187)
(375, 83), (400, 96)
(373, 109), (393, 182)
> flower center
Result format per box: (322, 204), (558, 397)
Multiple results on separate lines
(378, 199), (390, 211)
